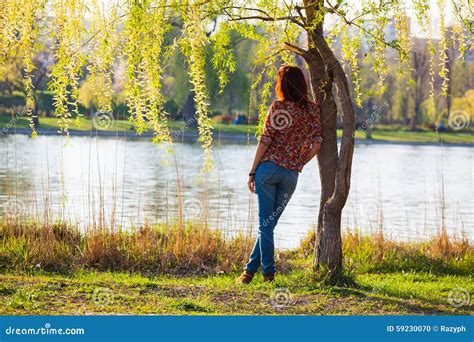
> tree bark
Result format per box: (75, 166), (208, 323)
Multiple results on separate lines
(299, 0), (356, 272)
(305, 49), (341, 268)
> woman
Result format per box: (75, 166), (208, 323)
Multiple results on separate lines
(236, 65), (322, 284)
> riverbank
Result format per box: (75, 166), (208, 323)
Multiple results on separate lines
(0, 221), (472, 315)
(1, 115), (473, 145)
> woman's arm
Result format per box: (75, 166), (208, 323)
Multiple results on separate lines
(247, 141), (269, 193)
(248, 102), (277, 193)
(305, 102), (322, 165)
(305, 141), (321, 164)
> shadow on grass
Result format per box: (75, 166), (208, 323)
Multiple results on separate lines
(277, 268), (470, 315)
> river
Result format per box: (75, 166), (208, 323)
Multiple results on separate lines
(0, 134), (472, 248)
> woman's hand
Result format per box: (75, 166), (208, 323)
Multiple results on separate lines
(305, 141), (321, 164)
(312, 142), (321, 155)
(247, 175), (255, 193)
(248, 141), (269, 194)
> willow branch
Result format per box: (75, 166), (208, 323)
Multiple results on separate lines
(222, 6), (306, 29)
(325, 2), (401, 50)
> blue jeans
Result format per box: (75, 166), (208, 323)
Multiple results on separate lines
(245, 161), (299, 274)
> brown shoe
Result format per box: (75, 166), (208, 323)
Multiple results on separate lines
(236, 270), (255, 284)
(263, 272), (275, 282)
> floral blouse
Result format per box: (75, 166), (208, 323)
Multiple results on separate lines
(260, 100), (322, 172)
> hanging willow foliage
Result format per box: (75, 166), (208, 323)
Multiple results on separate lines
(124, 0), (152, 135)
(20, 0), (45, 137)
(393, 5), (411, 76)
(123, 0), (171, 143)
(49, 0), (86, 134)
(210, 22), (237, 94)
(451, 23), (466, 59)
(0, 0), (21, 64)
(0, 0), (470, 169)
(86, 0), (118, 119)
(143, 2), (172, 145)
(180, 0), (213, 171)
(437, 0), (450, 97)
(227, 20), (275, 129)
(0, 0), (44, 135)
(412, 0), (436, 116)
(341, 26), (362, 107)
(224, 1), (300, 135)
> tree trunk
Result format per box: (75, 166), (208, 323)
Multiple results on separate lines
(317, 39), (354, 271)
(182, 90), (197, 127)
(306, 50), (341, 271)
(297, 2), (355, 272)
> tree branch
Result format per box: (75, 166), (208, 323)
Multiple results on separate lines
(222, 6), (306, 29)
(325, 0), (403, 50)
(283, 42), (308, 58)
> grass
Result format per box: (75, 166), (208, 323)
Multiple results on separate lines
(0, 113), (139, 132)
(0, 221), (472, 315)
(0, 269), (471, 315)
(0, 221), (254, 274)
(1, 113), (472, 144)
(368, 126), (474, 144)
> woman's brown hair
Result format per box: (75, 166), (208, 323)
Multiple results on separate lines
(275, 65), (309, 107)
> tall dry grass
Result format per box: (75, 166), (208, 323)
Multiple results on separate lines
(2, 219), (472, 276)
(0, 220), (254, 275)
(298, 228), (473, 275)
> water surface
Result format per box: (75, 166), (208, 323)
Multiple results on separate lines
(0, 135), (472, 248)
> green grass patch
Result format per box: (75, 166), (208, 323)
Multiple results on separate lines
(0, 270), (471, 315)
